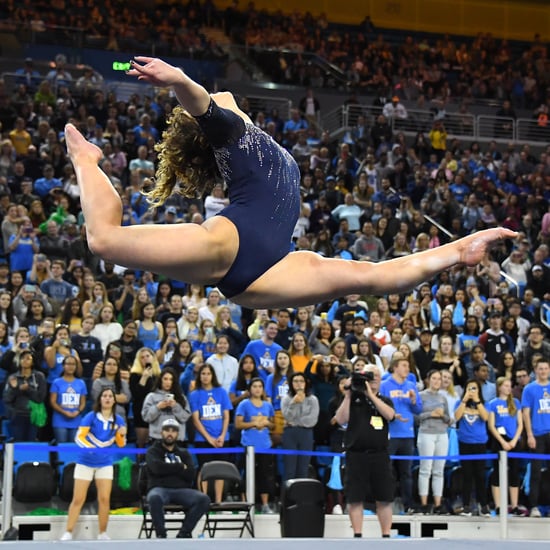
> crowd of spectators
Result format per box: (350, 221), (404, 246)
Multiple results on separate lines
(0, 0), (549, 520)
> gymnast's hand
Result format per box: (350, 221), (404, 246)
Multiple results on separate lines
(127, 57), (184, 88)
(456, 228), (518, 266)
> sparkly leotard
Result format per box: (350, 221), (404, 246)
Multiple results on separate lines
(195, 100), (300, 298)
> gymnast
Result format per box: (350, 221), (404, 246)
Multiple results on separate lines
(64, 56), (516, 309)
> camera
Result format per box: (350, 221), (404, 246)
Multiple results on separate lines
(345, 371), (374, 392)
(323, 356), (330, 363)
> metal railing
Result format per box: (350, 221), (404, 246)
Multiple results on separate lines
(321, 104), (550, 145)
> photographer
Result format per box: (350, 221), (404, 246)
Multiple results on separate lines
(335, 365), (395, 538)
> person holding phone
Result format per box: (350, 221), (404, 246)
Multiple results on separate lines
(7, 217), (39, 274)
(454, 378), (490, 516)
(129, 347), (161, 448)
(142, 366), (191, 443)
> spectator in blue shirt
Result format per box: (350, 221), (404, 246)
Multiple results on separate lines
(380, 356), (422, 513)
(33, 164), (62, 198)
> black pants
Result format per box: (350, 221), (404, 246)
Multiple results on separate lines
(528, 433), (550, 508)
(459, 442), (488, 507)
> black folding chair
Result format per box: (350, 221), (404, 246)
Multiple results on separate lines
(200, 460), (255, 538)
(137, 463), (187, 539)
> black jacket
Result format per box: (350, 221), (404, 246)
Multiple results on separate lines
(145, 440), (196, 491)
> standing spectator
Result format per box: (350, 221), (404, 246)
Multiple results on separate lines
(142, 367), (191, 442)
(60, 388), (126, 541)
(204, 183), (229, 220)
(380, 356), (422, 513)
(206, 335), (238, 393)
(44, 324), (82, 385)
(521, 357), (550, 518)
(144, 418), (210, 539)
(91, 356), (131, 421)
(235, 377), (276, 514)
(429, 119), (447, 161)
(90, 304), (123, 354)
(454, 379), (490, 517)
(7, 217), (39, 274)
(383, 96), (408, 122)
(40, 260), (78, 315)
(50, 355), (87, 442)
(189, 364), (233, 503)
(241, 320), (282, 381)
(417, 370), (451, 514)
(129, 347), (161, 448)
(33, 164), (62, 199)
(487, 377), (523, 516)
(2, 349), (47, 441)
(477, 311), (514, 368)
(273, 308), (295, 349)
(281, 371), (319, 481)
(517, 324), (550, 371)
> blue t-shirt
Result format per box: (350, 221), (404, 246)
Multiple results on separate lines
(47, 350), (77, 384)
(265, 374), (289, 412)
(8, 234), (37, 272)
(454, 400), (488, 444)
(75, 411), (125, 467)
(189, 386), (233, 442)
(235, 399), (274, 449)
(380, 376), (422, 438)
(487, 397), (520, 439)
(50, 377), (88, 428)
(521, 381), (550, 436)
(241, 340), (282, 381)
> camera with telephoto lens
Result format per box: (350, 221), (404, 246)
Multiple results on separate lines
(345, 371), (374, 392)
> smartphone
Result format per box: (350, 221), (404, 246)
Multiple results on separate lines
(24, 284), (36, 293)
(323, 356), (330, 363)
(468, 385), (477, 392)
(165, 393), (174, 401)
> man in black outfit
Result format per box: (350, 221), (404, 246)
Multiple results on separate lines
(145, 418), (210, 538)
(335, 365), (395, 538)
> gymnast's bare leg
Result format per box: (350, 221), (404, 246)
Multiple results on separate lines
(66, 57), (517, 309)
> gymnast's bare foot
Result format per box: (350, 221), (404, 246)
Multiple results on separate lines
(457, 227), (518, 266)
(65, 123), (103, 165)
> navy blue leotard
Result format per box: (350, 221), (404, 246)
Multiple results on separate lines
(195, 100), (300, 298)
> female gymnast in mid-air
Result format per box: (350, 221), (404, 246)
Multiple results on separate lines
(64, 56), (516, 308)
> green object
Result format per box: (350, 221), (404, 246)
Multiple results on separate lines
(26, 507), (67, 516)
(38, 206), (67, 234)
(116, 456), (133, 490)
(27, 400), (47, 427)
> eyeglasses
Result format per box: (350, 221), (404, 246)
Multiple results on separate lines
(516, 374), (529, 379)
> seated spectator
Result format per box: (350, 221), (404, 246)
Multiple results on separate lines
(145, 418), (210, 539)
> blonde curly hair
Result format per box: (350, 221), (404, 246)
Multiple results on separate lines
(144, 106), (220, 207)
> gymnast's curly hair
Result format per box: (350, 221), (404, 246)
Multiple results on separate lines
(144, 106), (220, 207)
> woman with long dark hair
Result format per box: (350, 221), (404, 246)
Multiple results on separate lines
(189, 363), (232, 503)
(60, 388), (126, 541)
(265, 350), (293, 446)
(228, 353), (260, 409)
(454, 378), (490, 517)
(235, 377), (275, 514)
(281, 371), (319, 480)
(91, 356), (131, 421)
(2, 349), (47, 441)
(50, 355), (87, 442)
(142, 366), (191, 442)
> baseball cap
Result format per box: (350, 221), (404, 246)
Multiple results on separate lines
(161, 418), (180, 431)
(165, 206), (177, 215)
(392, 95), (399, 102)
(532, 265), (543, 273)
(420, 327), (432, 335)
